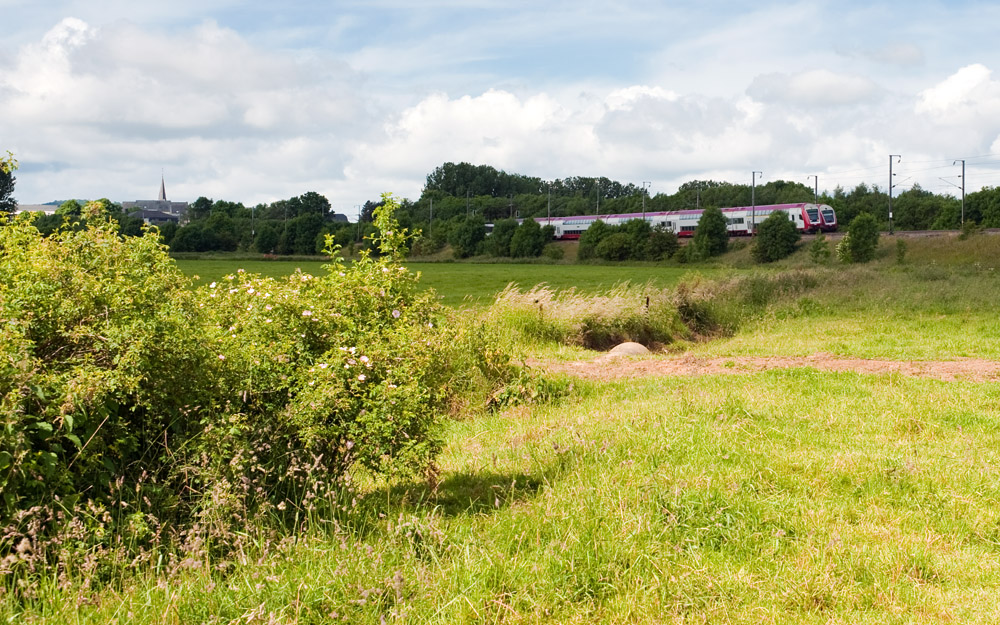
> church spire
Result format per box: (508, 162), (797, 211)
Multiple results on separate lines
(158, 171), (167, 201)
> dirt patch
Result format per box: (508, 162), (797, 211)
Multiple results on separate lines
(530, 352), (1000, 383)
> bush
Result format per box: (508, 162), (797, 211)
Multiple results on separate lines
(510, 218), (547, 258)
(0, 215), (211, 524)
(542, 243), (565, 260)
(958, 220), (983, 240)
(595, 232), (631, 261)
(751, 211), (800, 263)
(448, 215), (486, 258)
(846, 213), (880, 263)
(648, 225), (679, 260)
(577, 219), (611, 261)
(0, 197), (520, 585)
(488, 219), (517, 257)
(692, 206), (728, 257)
(809, 235), (831, 264)
(836, 233), (852, 263)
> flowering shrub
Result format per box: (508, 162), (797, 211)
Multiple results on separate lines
(0, 195), (520, 587)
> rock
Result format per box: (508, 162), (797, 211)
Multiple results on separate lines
(607, 342), (650, 356)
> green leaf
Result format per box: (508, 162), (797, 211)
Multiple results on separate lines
(0, 451), (12, 471)
(64, 413), (74, 432)
(65, 433), (82, 448)
(31, 421), (53, 433)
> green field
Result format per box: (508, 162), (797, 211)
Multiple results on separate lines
(176, 259), (712, 307)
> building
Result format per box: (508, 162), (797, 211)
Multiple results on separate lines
(13, 204), (58, 216)
(123, 176), (188, 223)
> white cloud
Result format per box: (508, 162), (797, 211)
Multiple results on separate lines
(0, 17), (374, 204)
(748, 70), (881, 108)
(6, 4), (1000, 206)
(916, 64), (1000, 118)
(866, 43), (925, 67)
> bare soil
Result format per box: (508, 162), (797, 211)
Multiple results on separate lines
(530, 352), (1000, 383)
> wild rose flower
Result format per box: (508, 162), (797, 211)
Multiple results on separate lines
(392, 310), (400, 318)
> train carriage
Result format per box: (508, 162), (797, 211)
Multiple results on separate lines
(508, 202), (837, 241)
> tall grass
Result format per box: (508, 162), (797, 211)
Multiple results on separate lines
(486, 270), (821, 351)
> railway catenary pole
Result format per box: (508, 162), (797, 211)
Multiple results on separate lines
(642, 181), (651, 221)
(808, 175), (818, 204)
(889, 155), (901, 235)
(954, 159), (966, 225)
(751, 171), (762, 234)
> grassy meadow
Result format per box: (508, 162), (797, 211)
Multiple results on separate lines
(8, 232), (1000, 623)
(175, 259), (711, 307)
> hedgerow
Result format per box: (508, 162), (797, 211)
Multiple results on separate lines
(0, 195), (522, 593)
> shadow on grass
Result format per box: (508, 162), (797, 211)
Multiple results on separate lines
(356, 456), (574, 525)
(428, 468), (547, 516)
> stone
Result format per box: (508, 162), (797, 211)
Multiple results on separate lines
(607, 342), (650, 356)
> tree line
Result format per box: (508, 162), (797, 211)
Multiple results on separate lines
(6, 156), (1000, 259)
(400, 162), (1000, 239)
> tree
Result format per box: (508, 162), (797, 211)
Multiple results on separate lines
(0, 151), (16, 217)
(189, 196), (213, 221)
(254, 223), (280, 254)
(448, 215), (486, 258)
(692, 206), (728, 257)
(752, 211), (800, 262)
(56, 199), (83, 219)
(577, 219), (611, 260)
(488, 219), (518, 257)
(647, 225), (679, 260)
(157, 221), (179, 247)
(293, 213), (325, 255)
(620, 218), (652, 260)
(595, 232), (631, 261)
(298, 191), (331, 216)
(169, 224), (204, 252)
(509, 218), (547, 258)
(846, 212), (880, 263)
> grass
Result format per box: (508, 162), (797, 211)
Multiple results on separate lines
(175, 259), (712, 307)
(8, 234), (1000, 623)
(13, 371), (1000, 623)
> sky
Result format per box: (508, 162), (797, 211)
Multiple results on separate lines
(3, 0), (1000, 214)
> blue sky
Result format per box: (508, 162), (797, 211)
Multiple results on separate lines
(3, 0), (1000, 212)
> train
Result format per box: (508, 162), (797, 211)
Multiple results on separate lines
(513, 202), (838, 240)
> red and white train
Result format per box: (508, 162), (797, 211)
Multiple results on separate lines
(521, 202), (837, 239)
